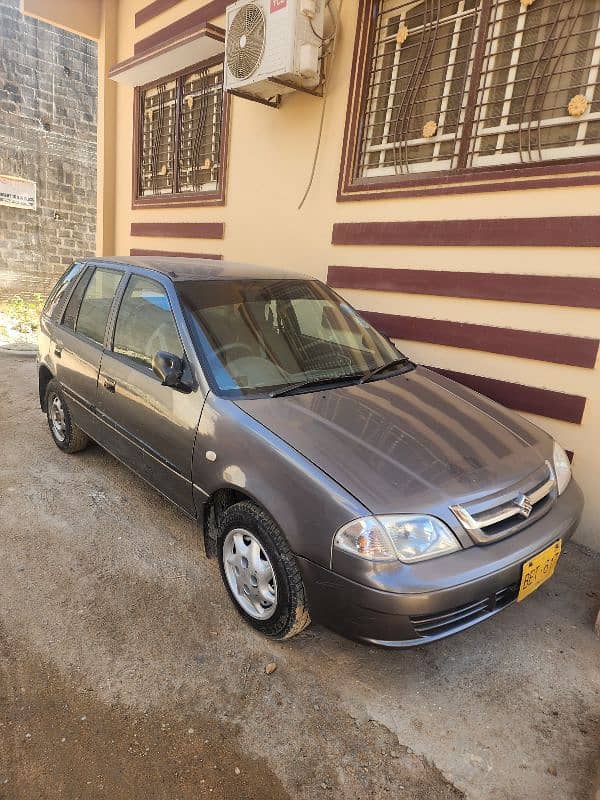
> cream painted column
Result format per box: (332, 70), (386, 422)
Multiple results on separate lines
(96, 0), (118, 257)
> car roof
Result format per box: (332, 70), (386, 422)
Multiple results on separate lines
(84, 256), (314, 282)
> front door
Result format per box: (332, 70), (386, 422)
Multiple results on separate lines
(95, 273), (202, 516)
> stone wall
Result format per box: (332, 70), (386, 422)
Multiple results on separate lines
(0, 0), (97, 302)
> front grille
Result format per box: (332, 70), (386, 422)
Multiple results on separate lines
(411, 584), (519, 639)
(451, 462), (556, 544)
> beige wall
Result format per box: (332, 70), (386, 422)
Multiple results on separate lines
(28, 0), (600, 551)
(21, 0), (103, 38)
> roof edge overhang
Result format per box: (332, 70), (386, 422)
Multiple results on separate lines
(109, 22), (225, 87)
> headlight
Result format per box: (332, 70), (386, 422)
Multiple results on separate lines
(553, 441), (571, 495)
(333, 514), (460, 564)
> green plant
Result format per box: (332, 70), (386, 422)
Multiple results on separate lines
(2, 293), (45, 334)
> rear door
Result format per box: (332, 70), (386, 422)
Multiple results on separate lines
(39, 261), (86, 367)
(55, 265), (125, 437)
(95, 272), (203, 516)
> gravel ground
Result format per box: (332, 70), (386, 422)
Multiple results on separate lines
(0, 313), (37, 352)
(0, 354), (599, 800)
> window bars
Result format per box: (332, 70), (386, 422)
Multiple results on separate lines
(141, 80), (177, 194)
(358, 0), (600, 176)
(139, 61), (224, 197)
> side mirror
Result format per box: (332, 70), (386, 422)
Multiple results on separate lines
(152, 351), (183, 387)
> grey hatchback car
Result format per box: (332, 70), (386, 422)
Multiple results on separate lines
(37, 257), (583, 647)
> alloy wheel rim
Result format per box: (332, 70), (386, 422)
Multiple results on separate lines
(50, 394), (66, 442)
(223, 528), (278, 620)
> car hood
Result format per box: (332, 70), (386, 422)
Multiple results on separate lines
(234, 367), (551, 514)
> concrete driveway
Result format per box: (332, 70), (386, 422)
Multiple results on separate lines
(0, 354), (599, 800)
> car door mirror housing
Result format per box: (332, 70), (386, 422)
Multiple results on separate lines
(152, 351), (184, 387)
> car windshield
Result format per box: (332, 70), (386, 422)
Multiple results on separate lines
(178, 278), (407, 397)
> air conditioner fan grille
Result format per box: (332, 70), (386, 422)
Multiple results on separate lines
(226, 4), (266, 81)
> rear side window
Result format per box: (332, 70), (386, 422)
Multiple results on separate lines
(73, 268), (123, 345)
(62, 267), (93, 330)
(43, 262), (85, 322)
(113, 275), (183, 369)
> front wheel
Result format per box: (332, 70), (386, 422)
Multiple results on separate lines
(218, 501), (311, 640)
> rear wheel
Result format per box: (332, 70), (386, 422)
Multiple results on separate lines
(45, 379), (89, 454)
(218, 501), (311, 640)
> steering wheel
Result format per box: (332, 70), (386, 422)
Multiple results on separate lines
(215, 342), (254, 360)
(300, 340), (326, 358)
(300, 340), (352, 370)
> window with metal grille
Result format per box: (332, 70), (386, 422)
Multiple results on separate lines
(358, 0), (600, 177)
(138, 60), (224, 198)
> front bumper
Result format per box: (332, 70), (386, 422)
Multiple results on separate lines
(297, 479), (584, 647)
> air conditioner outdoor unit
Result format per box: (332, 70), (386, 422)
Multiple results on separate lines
(224, 0), (325, 103)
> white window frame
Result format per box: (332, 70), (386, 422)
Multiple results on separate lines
(471, 0), (600, 167)
(361, 0), (479, 177)
(358, 0), (600, 177)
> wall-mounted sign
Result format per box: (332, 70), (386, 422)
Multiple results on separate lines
(0, 175), (36, 211)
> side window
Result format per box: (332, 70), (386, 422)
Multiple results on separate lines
(74, 268), (123, 345)
(62, 267), (93, 330)
(44, 262), (85, 322)
(113, 275), (183, 369)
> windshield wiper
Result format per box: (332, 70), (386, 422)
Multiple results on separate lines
(270, 372), (364, 398)
(359, 357), (413, 384)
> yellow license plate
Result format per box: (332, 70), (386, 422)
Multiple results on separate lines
(517, 539), (562, 602)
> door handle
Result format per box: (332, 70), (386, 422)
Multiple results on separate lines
(102, 377), (116, 393)
(54, 344), (62, 358)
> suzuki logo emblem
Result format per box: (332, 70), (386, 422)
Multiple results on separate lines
(514, 493), (533, 518)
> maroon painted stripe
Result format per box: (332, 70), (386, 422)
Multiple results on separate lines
(135, 0), (182, 28)
(427, 367), (586, 424)
(134, 0), (229, 54)
(331, 217), (600, 247)
(359, 311), (598, 368)
(130, 248), (222, 260)
(130, 222), (224, 239)
(328, 265), (600, 310)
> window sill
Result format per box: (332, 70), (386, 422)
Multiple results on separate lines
(338, 156), (600, 201)
(132, 189), (225, 209)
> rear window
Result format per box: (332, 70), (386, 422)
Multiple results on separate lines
(43, 262), (86, 322)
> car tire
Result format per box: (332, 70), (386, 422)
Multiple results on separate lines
(45, 379), (90, 454)
(218, 501), (311, 640)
